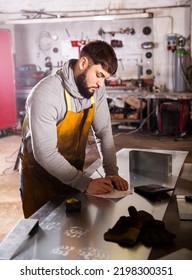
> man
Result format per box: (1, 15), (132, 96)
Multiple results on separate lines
(21, 40), (128, 218)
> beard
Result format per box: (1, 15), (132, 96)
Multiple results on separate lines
(76, 70), (97, 99)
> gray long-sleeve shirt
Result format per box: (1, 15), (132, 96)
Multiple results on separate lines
(23, 59), (118, 193)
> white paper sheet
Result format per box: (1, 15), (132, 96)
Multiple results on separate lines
(89, 189), (131, 199)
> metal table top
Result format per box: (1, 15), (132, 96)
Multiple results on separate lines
(1, 148), (189, 260)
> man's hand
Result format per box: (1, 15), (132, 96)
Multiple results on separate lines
(107, 175), (128, 191)
(85, 175), (128, 195)
(86, 178), (114, 195)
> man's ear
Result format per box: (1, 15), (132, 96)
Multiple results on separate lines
(79, 56), (89, 70)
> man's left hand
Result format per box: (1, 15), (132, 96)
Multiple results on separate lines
(107, 175), (128, 191)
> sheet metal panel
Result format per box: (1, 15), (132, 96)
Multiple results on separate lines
(6, 148), (187, 260)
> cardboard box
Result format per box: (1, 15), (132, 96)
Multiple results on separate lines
(111, 113), (125, 119)
(127, 110), (139, 120)
(125, 97), (146, 109)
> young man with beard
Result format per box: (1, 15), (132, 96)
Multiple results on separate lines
(20, 40), (128, 218)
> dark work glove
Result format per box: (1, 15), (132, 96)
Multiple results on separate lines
(128, 206), (154, 228)
(139, 219), (176, 247)
(104, 206), (152, 246)
(128, 206), (176, 247)
(104, 215), (141, 247)
(104, 206), (176, 247)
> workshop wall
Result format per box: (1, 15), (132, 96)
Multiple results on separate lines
(0, 3), (190, 92)
(14, 19), (154, 81)
(12, 6), (190, 91)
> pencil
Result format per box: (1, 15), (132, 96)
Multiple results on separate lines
(96, 169), (115, 192)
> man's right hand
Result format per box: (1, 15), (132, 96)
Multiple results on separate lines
(85, 178), (114, 195)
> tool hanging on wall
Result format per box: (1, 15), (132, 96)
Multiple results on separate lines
(118, 59), (125, 70)
(98, 27), (135, 37)
(70, 40), (86, 55)
(111, 40), (123, 48)
(120, 27), (135, 35)
(45, 56), (52, 68)
(37, 31), (52, 56)
(141, 42), (154, 49)
(70, 31), (87, 55)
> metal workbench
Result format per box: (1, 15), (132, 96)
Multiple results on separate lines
(0, 148), (191, 260)
(106, 87), (192, 130)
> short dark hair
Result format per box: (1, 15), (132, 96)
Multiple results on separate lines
(80, 40), (118, 75)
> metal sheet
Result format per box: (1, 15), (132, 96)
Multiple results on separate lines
(0, 219), (38, 260)
(8, 149), (188, 260)
(13, 194), (152, 260)
(129, 150), (172, 180)
(177, 195), (192, 220)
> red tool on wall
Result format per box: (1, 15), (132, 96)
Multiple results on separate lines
(70, 40), (86, 55)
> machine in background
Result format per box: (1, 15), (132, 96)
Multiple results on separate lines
(157, 35), (192, 137)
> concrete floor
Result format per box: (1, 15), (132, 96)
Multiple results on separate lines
(0, 134), (23, 242)
(0, 128), (192, 242)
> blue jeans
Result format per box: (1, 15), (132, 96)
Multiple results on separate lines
(20, 175), (23, 199)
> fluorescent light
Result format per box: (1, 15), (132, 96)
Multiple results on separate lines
(92, 13), (152, 21)
(4, 13), (153, 25)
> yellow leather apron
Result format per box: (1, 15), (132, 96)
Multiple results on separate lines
(21, 89), (95, 218)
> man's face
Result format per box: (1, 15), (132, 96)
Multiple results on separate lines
(76, 64), (111, 99)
